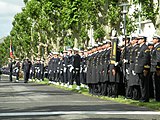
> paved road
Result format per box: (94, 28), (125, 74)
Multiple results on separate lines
(0, 75), (159, 120)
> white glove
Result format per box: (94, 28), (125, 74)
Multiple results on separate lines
(80, 67), (82, 73)
(123, 59), (128, 63)
(64, 67), (67, 72)
(69, 66), (73, 72)
(84, 67), (87, 73)
(16, 69), (19, 73)
(68, 64), (72, 67)
(114, 62), (118, 66)
(126, 69), (129, 74)
(132, 70), (136, 76)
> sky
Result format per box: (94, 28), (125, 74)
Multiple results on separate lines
(0, 0), (25, 38)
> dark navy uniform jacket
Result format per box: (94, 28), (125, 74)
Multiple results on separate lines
(151, 43), (160, 72)
(135, 43), (150, 73)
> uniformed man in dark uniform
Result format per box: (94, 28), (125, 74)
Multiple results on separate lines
(91, 44), (99, 95)
(22, 58), (32, 83)
(81, 50), (88, 88)
(34, 58), (41, 80)
(147, 42), (154, 98)
(79, 50), (85, 86)
(150, 35), (160, 102)
(86, 47), (93, 94)
(53, 52), (60, 84)
(71, 48), (81, 90)
(48, 53), (53, 82)
(120, 37), (131, 96)
(40, 59), (45, 81)
(101, 40), (111, 96)
(96, 42), (104, 95)
(59, 54), (64, 85)
(109, 38), (121, 98)
(127, 36), (140, 100)
(63, 50), (69, 86)
(134, 36), (150, 102)
(8, 58), (13, 82)
(67, 48), (74, 88)
(13, 58), (20, 82)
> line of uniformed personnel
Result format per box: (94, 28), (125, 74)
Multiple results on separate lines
(45, 36), (160, 102)
(16, 35), (160, 102)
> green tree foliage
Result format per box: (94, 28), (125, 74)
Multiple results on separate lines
(133, 0), (159, 25)
(0, 0), (159, 65)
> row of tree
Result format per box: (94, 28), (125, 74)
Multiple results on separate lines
(0, 0), (159, 65)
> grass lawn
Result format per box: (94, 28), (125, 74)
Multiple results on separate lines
(33, 78), (160, 111)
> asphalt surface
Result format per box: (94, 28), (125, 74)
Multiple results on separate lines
(0, 75), (159, 120)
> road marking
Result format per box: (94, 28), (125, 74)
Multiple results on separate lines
(0, 111), (160, 116)
(0, 101), (107, 104)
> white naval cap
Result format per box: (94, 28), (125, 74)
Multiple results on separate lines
(52, 51), (59, 55)
(73, 48), (79, 51)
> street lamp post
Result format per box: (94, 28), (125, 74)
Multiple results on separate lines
(120, 3), (129, 47)
(119, 3), (130, 91)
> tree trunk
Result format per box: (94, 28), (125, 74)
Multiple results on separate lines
(56, 36), (61, 51)
(73, 32), (79, 48)
(37, 32), (41, 57)
(155, 10), (160, 35)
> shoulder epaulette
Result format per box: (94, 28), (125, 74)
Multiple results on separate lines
(144, 65), (150, 68)
(157, 48), (160, 51)
(145, 49), (150, 52)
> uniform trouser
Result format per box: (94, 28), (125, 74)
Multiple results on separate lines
(48, 73), (52, 81)
(152, 71), (160, 101)
(108, 82), (118, 98)
(122, 64), (129, 82)
(80, 71), (87, 84)
(59, 71), (64, 83)
(55, 71), (59, 82)
(126, 86), (133, 99)
(83, 72), (87, 84)
(92, 84), (99, 95)
(24, 72), (29, 83)
(36, 72), (41, 80)
(52, 72), (56, 81)
(9, 72), (12, 82)
(101, 82), (108, 96)
(88, 84), (92, 94)
(35, 72), (38, 79)
(97, 83), (102, 95)
(80, 71), (83, 84)
(68, 68), (73, 85)
(132, 85), (141, 100)
(70, 69), (80, 86)
(149, 72), (154, 98)
(29, 72), (32, 79)
(63, 71), (68, 83)
(138, 70), (149, 101)
(41, 73), (44, 80)
(15, 71), (19, 80)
